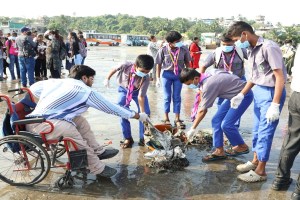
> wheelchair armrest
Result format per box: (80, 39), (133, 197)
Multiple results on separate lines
(13, 118), (46, 125)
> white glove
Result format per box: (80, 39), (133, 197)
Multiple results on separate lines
(138, 112), (150, 122)
(230, 93), (244, 109)
(156, 78), (161, 87)
(186, 128), (196, 142)
(103, 78), (110, 88)
(6, 57), (10, 64)
(266, 102), (280, 123)
(34, 56), (38, 60)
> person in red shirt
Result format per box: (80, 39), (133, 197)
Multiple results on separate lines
(189, 37), (202, 69)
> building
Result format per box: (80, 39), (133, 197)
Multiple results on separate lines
(0, 21), (25, 34)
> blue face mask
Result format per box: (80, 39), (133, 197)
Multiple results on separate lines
(175, 41), (183, 48)
(235, 40), (250, 49)
(135, 70), (147, 77)
(189, 84), (198, 89)
(221, 45), (234, 53)
(188, 79), (198, 89)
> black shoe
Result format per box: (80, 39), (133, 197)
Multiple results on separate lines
(138, 138), (145, 146)
(96, 166), (117, 178)
(271, 178), (292, 191)
(292, 192), (300, 200)
(98, 148), (119, 160)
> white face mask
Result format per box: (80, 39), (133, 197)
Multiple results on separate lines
(48, 35), (53, 40)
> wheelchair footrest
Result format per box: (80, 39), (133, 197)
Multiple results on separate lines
(69, 149), (88, 171)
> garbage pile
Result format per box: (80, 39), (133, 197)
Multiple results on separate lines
(143, 122), (189, 172)
(190, 129), (213, 147)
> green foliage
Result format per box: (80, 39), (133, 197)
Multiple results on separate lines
(264, 25), (300, 45)
(1, 14), (298, 44)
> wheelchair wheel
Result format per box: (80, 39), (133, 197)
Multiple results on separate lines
(0, 135), (51, 186)
(55, 142), (66, 158)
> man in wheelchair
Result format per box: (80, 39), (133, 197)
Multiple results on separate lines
(25, 65), (149, 178)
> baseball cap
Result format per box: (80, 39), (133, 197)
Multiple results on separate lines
(20, 26), (30, 33)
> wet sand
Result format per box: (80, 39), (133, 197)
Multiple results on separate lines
(0, 46), (298, 200)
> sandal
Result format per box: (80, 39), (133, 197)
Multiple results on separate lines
(225, 148), (249, 156)
(161, 119), (171, 125)
(202, 153), (227, 162)
(237, 170), (267, 182)
(174, 120), (186, 129)
(120, 138), (134, 149)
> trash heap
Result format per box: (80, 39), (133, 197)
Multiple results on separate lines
(190, 129), (213, 147)
(143, 122), (217, 172)
(143, 123), (189, 172)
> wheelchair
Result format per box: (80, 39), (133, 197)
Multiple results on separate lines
(0, 88), (88, 189)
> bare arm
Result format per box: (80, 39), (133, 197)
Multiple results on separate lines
(272, 69), (285, 104)
(106, 68), (118, 80)
(191, 109), (208, 129)
(138, 96), (145, 113)
(240, 81), (255, 95)
(5, 43), (9, 56)
(156, 64), (162, 79)
(199, 65), (206, 73)
(185, 61), (190, 68)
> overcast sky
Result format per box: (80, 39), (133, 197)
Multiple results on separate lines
(2, 0), (299, 26)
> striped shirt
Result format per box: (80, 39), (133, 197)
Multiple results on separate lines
(27, 78), (135, 125)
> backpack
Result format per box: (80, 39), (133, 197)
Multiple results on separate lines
(215, 46), (244, 67)
(78, 41), (87, 57)
(22, 36), (36, 58)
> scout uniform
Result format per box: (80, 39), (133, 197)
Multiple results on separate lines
(116, 61), (151, 142)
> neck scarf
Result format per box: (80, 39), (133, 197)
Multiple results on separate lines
(221, 48), (236, 73)
(167, 46), (181, 75)
(190, 73), (211, 121)
(125, 65), (136, 106)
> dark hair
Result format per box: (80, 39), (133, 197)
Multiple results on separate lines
(149, 35), (156, 41)
(220, 32), (233, 42)
(50, 30), (61, 39)
(193, 37), (199, 41)
(179, 68), (200, 83)
(165, 31), (182, 43)
(68, 65), (96, 80)
(135, 54), (154, 70)
(70, 31), (80, 42)
(227, 21), (255, 37)
(285, 39), (292, 44)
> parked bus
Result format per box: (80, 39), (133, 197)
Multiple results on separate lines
(121, 34), (149, 46)
(201, 32), (221, 49)
(83, 31), (121, 46)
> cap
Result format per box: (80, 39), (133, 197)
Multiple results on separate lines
(20, 26), (30, 33)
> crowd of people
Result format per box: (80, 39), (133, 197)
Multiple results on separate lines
(0, 27), (87, 84)
(0, 21), (299, 199)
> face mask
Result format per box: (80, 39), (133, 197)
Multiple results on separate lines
(188, 79), (198, 89)
(48, 35), (53, 40)
(135, 70), (147, 77)
(221, 45), (234, 53)
(235, 40), (250, 49)
(189, 84), (198, 89)
(175, 41), (183, 48)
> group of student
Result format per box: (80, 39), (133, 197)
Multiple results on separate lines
(103, 20), (299, 196)
(23, 20), (299, 198)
